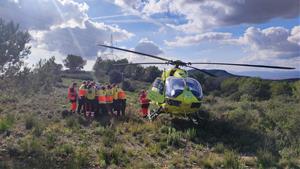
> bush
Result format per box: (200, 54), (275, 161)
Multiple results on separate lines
(25, 114), (37, 130)
(167, 127), (183, 148)
(98, 144), (129, 167)
(65, 116), (80, 129)
(122, 80), (135, 92)
(46, 131), (57, 148)
(0, 114), (14, 133)
(221, 78), (239, 96)
(19, 135), (44, 155)
(214, 143), (225, 153)
(239, 78), (270, 100)
(223, 150), (244, 169)
(185, 128), (197, 141)
(270, 82), (293, 96)
(75, 147), (90, 167)
(32, 121), (45, 137)
(257, 149), (277, 168)
(109, 70), (123, 84)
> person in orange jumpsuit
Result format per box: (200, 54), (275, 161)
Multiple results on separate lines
(67, 83), (78, 113)
(139, 90), (150, 118)
(77, 81), (87, 114)
(117, 87), (127, 116)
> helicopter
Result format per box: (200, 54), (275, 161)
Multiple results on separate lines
(98, 44), (295, 123)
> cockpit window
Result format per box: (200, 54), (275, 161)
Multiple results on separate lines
(186, 78), (203, 98)
(165, 77), (203, 98)
(166, 77), (185, 97)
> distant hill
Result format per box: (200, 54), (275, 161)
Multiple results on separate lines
(231, 70), (300, 80)
(188, 69), (241, 78)
(189, 69), (300, 81)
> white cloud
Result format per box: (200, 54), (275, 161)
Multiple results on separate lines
(31, 20), (133, 57)
(113, 0), (300, 33)
(0, 0), (89, 30)
(0, 0), (133, 59)
(235, 26), (300, 59)
(288, 26), (300, 45)
(165, 32), (232, 47)
(134, 38), (163, 55)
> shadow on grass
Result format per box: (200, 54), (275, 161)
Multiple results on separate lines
(171, 117), (274, 155)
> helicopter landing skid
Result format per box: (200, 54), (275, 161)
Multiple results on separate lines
(148, 107), (162, 121)
(187, 111), (209, 126)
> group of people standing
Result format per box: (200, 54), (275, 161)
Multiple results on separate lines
(67, 81), (126, 119)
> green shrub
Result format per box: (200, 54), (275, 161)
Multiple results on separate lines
(25, 114), (37, 130)
(221, 78), (239, 96)
(0, 114), (15, 133)
(94, 126), (106, 135)
(238, 78), (270, 100)
(214, 143), (225, 153)
(19, 135), (44, 155)
(98, 144), (129, 167)
(57, 143), (75, 156)
(200, 153), (223, 169)
(257, 149), (277, 168)
(33, 121), (45, 137)
(75, 147), (90, 167)
(223, 150), (244, 169)
(185, 128), (197, 141)
(167, 127), (183, 148)
(65, 116), (80, 129)
(270, 82), (293, 96)
(46, 131), (57, 148)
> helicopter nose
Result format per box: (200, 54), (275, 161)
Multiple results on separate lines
(182, 92), (194, 103)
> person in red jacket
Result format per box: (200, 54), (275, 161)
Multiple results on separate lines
(139, 90), (150, 118)
(68, 83), (78, 113)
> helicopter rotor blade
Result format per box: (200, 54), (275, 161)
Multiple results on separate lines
(186, 65), (216, 77)
(113, 62), (169, 66)
(190, 62), (295, 70)
(98, 44), (171, 62)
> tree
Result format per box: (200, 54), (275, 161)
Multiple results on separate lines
(270, 82), (292, 96)
(143, 66), (161, 82)
(221, 78), (239, 96)
(0, 18), (31, 73)
(239, 78), (270, 100)
(63, 54), (86, 72)
(109, 70), (123, 84)
(32, 57), (62, 93)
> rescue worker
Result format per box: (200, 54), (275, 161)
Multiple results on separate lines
(91, 82), (98, 116)
(117, 87), (126, 116)
(86, 84), (96, 118)
(77, 81), (87, 114)
(94, 83), (101, 116)
(97, 85), (107, 116)
(139, 90), (150, 118)
(112, 84), (120, 116)
(106, 84), (114, 115)
(67, 83), (77, 113)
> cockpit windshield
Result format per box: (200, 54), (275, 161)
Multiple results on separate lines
(186, 78), (203, 98)
(166, 77), (185, 98)
(165, 77), (203, 98)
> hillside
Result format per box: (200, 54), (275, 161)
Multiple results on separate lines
(1, 75), (300, 169)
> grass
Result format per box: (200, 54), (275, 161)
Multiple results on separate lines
(223, 150), (244, 169)
(0, 77), (299, 168)
(0, 114), (15, 133)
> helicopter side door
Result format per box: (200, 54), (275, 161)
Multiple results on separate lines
(148, 77), (165, 103)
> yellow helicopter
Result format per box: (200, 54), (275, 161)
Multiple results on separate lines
(99, 44), (295, 123)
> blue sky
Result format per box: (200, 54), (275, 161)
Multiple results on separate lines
(1, 0), (299, 76)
